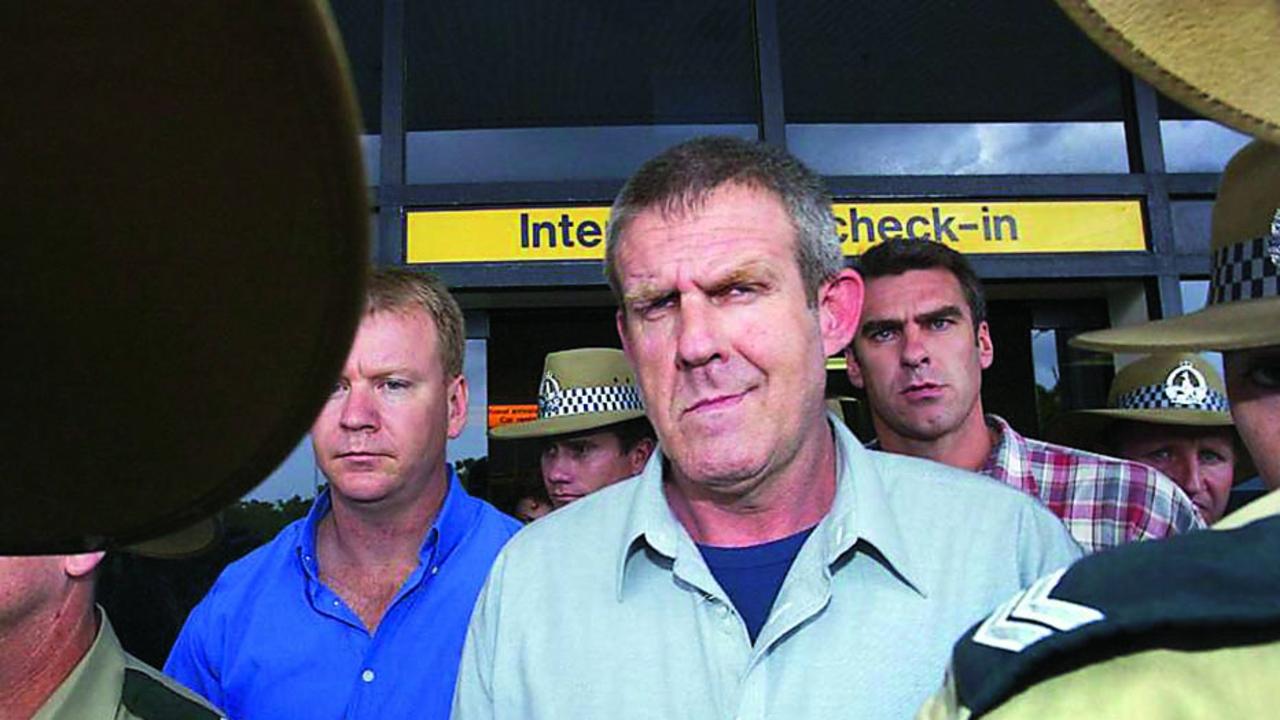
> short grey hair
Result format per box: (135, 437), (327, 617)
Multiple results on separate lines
(605, 136), (843, 309)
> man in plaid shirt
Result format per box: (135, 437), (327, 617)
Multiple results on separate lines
(844, 239), (1204, 552)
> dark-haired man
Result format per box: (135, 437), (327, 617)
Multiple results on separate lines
(490, 348), (655, 508)
(919, 140), (1280, 718)
(845, 238), (1204, 552)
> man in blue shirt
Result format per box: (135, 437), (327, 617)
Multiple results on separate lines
(166, 270), (520, 720)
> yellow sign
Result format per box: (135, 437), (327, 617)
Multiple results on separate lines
(407, 200), (1146, 263)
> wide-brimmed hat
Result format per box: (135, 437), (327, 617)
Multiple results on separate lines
(1046, 353), (1254, 479)
(490, 349), (646, 440)
(124, 518), (222, 560)
(2, 2), (368, 553)
(1073, 140), (1280, 353)
(1053, 1), (1280, 145)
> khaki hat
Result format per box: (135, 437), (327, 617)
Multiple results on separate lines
(490, 349), (646, 440)
(1073, 140), (1280, 353)
(1053, 1), (1280, 145)
(1049, 352), (1226, 433)
(124, 518), (222, 561)
(2, 2), (368, 553)
(1048, 353), (1255, 480)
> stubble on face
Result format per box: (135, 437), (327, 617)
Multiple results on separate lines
(614, 183), (848, 505)
(848, 269), (992, 456)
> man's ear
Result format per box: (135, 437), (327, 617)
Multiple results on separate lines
(63, 551), (105, 579)
(627, 437), (655, 474)
(977, 321), (995, 370)
(446, 374), (470, 440)
(819, 269), (864, 358)
(844, 344), (866, 389)
(615, 309), (632, 358)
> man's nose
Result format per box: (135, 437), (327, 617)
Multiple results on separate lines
(675, 297), (724, 370)
(338, 384), (379, 431)
(542, 457), (572, 484)
(901, 325), (929, 367)
(1171, 451), (1205, 493)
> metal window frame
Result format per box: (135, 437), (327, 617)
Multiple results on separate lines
(370, 0), (1220, 320)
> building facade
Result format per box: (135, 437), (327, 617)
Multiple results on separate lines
(324, 0), (1248, 487)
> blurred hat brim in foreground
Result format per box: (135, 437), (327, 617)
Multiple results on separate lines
(1, 1), (369, 553)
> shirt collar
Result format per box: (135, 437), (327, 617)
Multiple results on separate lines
(613, 414), (924, 599)
(825, 415), (925, 596)
(980, 414), (1035, 491)
(35, 609), (126, 719)
(298, 465), (477, 576)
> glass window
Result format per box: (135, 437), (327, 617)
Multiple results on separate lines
(450, 338), (489, 466)
(1031, 328), (1062, 433)
(330, 0), (383, 186)
(404, 0), (758, 183)
(406, 125), (756, 184)
(1159, 96), (1252, 173)
(780, 0), (1129, 174)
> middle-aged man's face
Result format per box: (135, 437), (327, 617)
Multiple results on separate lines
(1224, 345), (1280, 489)
(1114, 422), (1236, 523)
(312, 308), (468, 507)
(540, 429), (651, 507)
(846, 267), (993, 445)
(614, 182), (861, 492)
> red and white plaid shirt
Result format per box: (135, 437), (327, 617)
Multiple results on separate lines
(980, 415), (1206, 553)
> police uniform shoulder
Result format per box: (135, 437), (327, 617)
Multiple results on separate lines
(121, 654), (224, 719)
(951, 516), (1280, 716)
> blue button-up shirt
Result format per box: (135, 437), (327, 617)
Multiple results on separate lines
(166, 469), (519, 720)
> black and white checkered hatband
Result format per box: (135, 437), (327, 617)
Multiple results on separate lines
(1114, 380), (1230, 414)
(537, 373), (644, 419)
(1208, 208), (1280, 305)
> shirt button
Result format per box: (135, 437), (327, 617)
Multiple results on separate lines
(361, 669), (375, 683)
(430, 566), (439, 575)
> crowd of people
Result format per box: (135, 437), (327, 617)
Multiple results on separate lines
(9, 131), (1276, 720)
(5, 5), (1280, 718)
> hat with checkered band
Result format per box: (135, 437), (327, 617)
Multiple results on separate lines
(1053, 0), (1280, 146)
(1073, 141), (1280, 353)
(1047, 353), (1254, 478)
(490, 348), (647, 439)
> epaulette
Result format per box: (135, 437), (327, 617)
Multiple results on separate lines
(952, 516), (1280, 717)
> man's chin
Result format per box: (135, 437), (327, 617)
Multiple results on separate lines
(670, 448), (769, 494)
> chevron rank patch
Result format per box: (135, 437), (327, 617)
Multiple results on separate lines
(971, 569), (1104, 653)
(952, 515), (1280, 717)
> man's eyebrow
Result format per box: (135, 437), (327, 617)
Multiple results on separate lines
(859, 318), (903, 337)
(622, 283), (670, 308)
(707, 261), (777, 291)
(621, 260), (778, 307)
(916, 305), (964, 324)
